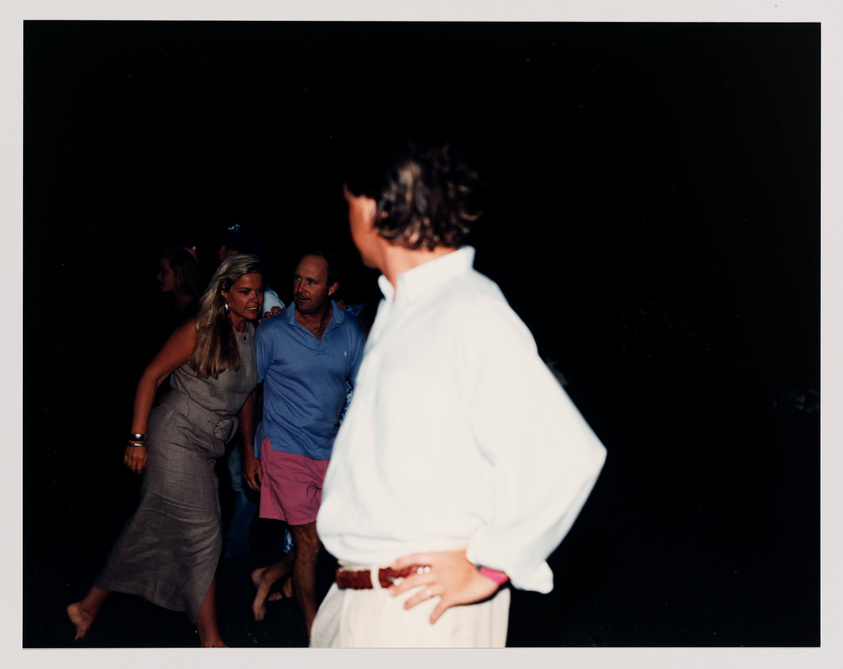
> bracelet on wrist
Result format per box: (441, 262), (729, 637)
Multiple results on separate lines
(478, 565), (509, 585)
(127, 441), (145, 447)
(128, 433), (146, 442)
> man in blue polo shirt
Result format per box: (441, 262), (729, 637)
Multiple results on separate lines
(241, 248), (366, 637)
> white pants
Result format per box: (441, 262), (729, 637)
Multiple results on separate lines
(310, 570), (510, 648)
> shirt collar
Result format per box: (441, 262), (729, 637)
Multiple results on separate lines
(378, 246), (476, 303)
(286, 300), (344, 326)
(330, 300), (346, 324)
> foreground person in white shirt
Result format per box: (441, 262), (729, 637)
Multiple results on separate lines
(312, 137), (607, 647)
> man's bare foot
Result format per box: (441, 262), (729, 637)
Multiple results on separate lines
(67, 602), (94, 640)
(251, 566), (275, 621)
(267, 576), (294, 602)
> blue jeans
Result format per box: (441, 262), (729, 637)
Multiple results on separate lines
(224, 440), (258, 557)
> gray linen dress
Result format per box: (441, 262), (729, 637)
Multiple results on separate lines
(95, 328), (257, 621)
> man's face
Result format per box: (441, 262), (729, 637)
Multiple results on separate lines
(293, 254), (337, 315)
(344, 184), (379, 269)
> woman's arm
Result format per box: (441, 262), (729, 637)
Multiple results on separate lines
(124, 319), (197, 474)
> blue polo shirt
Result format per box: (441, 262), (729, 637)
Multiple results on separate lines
(254, 301), (366, 460)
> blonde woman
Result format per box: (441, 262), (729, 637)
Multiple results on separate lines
(68, 253), (265, 647)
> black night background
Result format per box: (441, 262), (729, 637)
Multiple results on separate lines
(23, 21), (819, 648)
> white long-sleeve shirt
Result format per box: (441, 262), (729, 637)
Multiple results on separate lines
(316, 247), (606, 593)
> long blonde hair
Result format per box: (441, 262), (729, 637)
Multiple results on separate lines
(190, 253), (264, 379)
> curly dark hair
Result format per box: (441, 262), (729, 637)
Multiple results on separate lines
(345, 136), (481, 250)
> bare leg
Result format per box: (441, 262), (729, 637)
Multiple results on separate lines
(251, 548), (296, 621)
(67, 586), (109, 640)
(267, 576), (294, 601)
(195, 576), (227, 648)
(290, 522), (321, 638)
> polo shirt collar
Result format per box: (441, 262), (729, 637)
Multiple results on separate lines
(286, 300), (344, 327)
(378, 246), (475, 303)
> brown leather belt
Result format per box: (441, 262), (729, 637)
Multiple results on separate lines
(336, 564), (431, 589)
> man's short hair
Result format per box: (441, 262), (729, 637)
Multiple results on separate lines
(344, 135), (481, 250)
(298, 246), (342, 288)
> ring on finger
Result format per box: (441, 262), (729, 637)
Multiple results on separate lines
(425, 587), (433, 598)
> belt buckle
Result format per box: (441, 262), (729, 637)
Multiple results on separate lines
(213, 416), (238, 443)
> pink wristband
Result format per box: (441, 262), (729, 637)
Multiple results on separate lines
(479, 566), (509, 585)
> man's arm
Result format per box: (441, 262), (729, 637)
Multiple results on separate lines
(125, 320), (196, 475)
(391, 307), (606, 622)
(239, 386), (263, 491)
(242, 321), (273, 492)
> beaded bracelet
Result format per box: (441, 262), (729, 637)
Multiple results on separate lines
(478, 566), (509, 585)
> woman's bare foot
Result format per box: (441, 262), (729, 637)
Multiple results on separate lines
(67, 602), (95, 640)
(200, 636), (228, 648)
(195, 576), (225, 647)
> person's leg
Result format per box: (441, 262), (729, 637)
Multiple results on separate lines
(67, 586), (110, 640)
(251, 547), (296, 621)
(224, 441), (257, 557)
(261, 529), (296, 608)
(266, 527), (296, 600)
(290, 521), (322, 637)
(267, 575), (294, 601)
(261, 450), (327, 635)
(250, 443), (296, 619)
(194, 576), (226, 647)
(309, 582), (343, 647)
(266, 528), (296, 601)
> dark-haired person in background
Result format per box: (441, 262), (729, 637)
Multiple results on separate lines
(157, 246), (202, 336)
(311, 137), (607, 647)
(240, 248), (366, 636)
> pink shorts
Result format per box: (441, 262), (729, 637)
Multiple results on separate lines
(259, 437), (330, 526)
